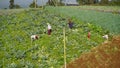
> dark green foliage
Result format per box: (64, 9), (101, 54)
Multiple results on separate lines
(77, 0), (120, 5)
(14, 4), (21, 9)
(9, 0), (14, 9)
(29, 0), (38, 8)
(47, 0), (54, 6)
(47, 0), (64, 6)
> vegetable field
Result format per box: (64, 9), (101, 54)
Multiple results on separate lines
(46, 6), (120, 34)
(0, 6), (119, 68)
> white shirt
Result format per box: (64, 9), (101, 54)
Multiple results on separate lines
(31, 35), (38, 40)
(102, 35), (108, 40)
(48, 24), (51, 30)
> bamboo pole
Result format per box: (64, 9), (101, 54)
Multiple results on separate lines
(3, 58), (4, 68)
(63, 27), (66, 68)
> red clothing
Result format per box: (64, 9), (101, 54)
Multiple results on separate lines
(48, 29), (52, 35)
(87, 32), (91, 39)
(35, 35), (39, 39)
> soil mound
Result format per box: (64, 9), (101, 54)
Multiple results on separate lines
(65, 36), (120, 68)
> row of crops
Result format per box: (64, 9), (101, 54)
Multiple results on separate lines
(0, 8), (110, 68)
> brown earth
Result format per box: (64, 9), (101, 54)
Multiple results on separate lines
(64, 36), (120, 68)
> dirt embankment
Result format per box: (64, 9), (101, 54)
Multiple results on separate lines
(65, 35), (120, 68)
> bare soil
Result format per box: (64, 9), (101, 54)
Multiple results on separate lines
(64, 36), (120, 68)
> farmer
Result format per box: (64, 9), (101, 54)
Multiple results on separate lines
(31, 35), (39, 41)
(87, 31), (91, 39)
(68, 19), (74, 29)
(102, 34), (108, 40)
(47, 23), (52, 35)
